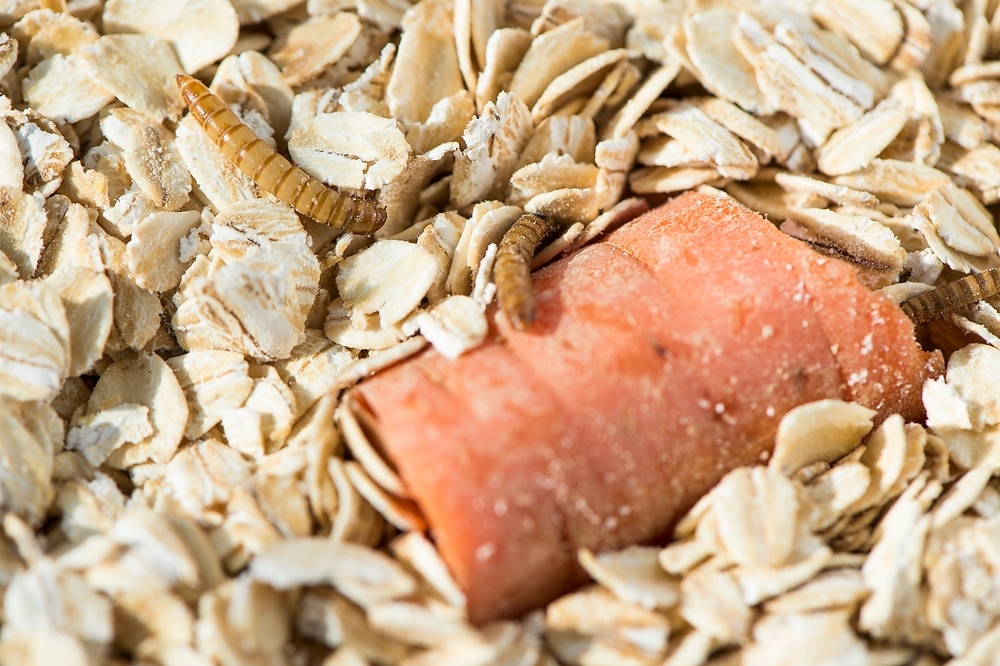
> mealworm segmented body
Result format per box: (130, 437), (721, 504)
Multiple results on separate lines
(176, 75), (386, 235)
(495, 213), (555, 331)
(899, 267), (1000, 324)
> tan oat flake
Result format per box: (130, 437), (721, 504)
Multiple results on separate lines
(451, 91), (533, 208)
(46, 266), (112, 376)
(79, 34), (185, 121)
(21, 54), (114, 125)
(508, 17), (608, 110)
(386, 0), (465, 126)
(0, 278), (69, 402)
(71, 353), (188, 468)
(336, 239), (438, 328)
(103, 109), (192, 211)
(812, 0), (903, 65)
(684, 8), (769, 116)
(0, 400), (57, 525)
(289, 111), (409, 190)
(770, 400), (877, 475)
(231, 0), (302, 24)
(271, 12), (362, 88)
(102, 0), (239, 75)
(174, 199), (319, 361)
(126, 210), (203, 292)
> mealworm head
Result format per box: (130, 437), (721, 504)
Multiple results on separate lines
(175, 74), (386, 235)
(495, 213), (554, 332)
(899, 267), (1000, 324)
(176, 74), (202, 111)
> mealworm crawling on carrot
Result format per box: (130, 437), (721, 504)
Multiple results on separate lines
(175, 74), (386, 235)
(899, 268), (1000, 324)
(494, 213), (555, 331)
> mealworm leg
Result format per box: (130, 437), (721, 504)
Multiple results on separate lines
(899, 268), (1000, 324)
(495, 213), (555, 331)
(175, 74), (386, 235)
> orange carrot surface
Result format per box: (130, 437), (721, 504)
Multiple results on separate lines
(353, 192), (942, 623)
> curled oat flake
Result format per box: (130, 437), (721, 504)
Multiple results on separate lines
(546, 585), (671, 665)
(781, 207), (905, 288)
(770, 400), (876, 475)
(344, 461), (427, 532)
(251, 537), (417, 609)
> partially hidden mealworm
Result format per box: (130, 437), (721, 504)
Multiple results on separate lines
(175, 75), (386, 235)
(899, 267), (1000, 324)
(495, 213), (555, 331)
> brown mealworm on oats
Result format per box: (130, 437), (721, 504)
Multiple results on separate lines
(899, 268), (1000, 324)
(175, 74), (386, 234)
(495, 213), (556, 331)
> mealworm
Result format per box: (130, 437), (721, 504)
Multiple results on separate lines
(495, 213), (554, 331)
(899, 267), (1000, 324)
(175, 75), (386, 235)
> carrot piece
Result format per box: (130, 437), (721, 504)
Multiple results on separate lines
(353, 192), (942, 623)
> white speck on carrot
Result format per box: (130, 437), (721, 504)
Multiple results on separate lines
(476, 542), (497, 561)
(861, 333), (874, 355)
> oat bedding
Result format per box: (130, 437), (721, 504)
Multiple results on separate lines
(1, 0), (1000, 664)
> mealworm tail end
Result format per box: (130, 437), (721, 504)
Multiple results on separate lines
(507, 304), (536, 332)
(355, 199), (387, 235)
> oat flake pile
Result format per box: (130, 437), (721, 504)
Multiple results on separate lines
(3, 0), (1000, 663)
